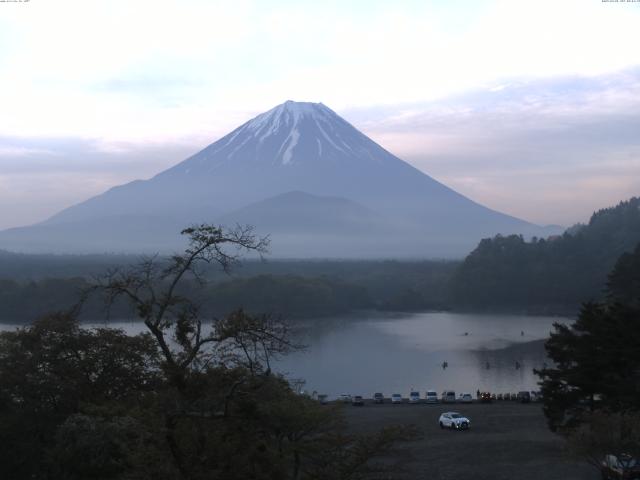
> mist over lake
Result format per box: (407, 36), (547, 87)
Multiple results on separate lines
(1, 311), (568, 399)
(275, 312), (568, 399)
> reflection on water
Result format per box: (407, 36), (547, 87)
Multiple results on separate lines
(273, 312), (570, 399)
(0, 312), (571, 400)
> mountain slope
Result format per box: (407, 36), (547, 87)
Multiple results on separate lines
(0, 101), (561, 257)
(219, 191), (385, 232)
(217, 191), (414, 258)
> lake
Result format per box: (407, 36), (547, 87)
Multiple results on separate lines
(273, 311), (570, 399)
(0, 311), (570, 399)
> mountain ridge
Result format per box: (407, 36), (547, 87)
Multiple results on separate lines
(0, 100), (562, 257)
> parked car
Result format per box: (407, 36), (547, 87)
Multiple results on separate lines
(352, 395), (364, 406)
(439, 411), (471, 430)
(391, 393), (403, 404)
(510, 393), (518, 401)
(409, 391), (421, 404)
(497, 393), (503, 401)
(442, 390), (456, 403)
(459, 393), (473, 403)
(373, 392), (384, 404)
(480, 392), (492, 403)
(339, 394), (352, 403)
(317, 394), (328, 404)
(425, 390), (438, 403)
(600, 454), (640, 479)
(518, 391), (531, 403)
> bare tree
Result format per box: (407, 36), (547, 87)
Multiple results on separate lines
(86, 224), (417, 480)
(91, 224), (299, 382)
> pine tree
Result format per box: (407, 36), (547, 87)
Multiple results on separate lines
(536, 243), (640, 431)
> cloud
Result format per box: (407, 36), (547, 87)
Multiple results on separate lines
(1, 0), (639, 143)
(0, 146), (58, 157)
(1, 1), (639, 229)
(0, 138), (198, 229)
(349, 69), (640, 225)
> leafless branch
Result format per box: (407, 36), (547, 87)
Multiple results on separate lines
(91, 224), (274, 382)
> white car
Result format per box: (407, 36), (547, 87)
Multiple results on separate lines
(425, 390), (438, 403)
(391, 393), (403, 404)
(459, 393), (473, 403)
(601, 454), (640, 479)
(439, 412), (471, 430)
(339, 394), (352, 403)
(441, 390), (456, 403)
(409, 391), (421, 404)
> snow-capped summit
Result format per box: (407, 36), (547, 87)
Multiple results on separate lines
(0, 101), (562, 256)
(245, 101), (333, 140)
(240, 101), (345, 165)
(165, 100), (394, 174)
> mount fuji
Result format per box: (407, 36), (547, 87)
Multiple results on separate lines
(0, 101), (561, 257)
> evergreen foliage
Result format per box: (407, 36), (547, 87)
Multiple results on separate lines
(536, 240), (640, 432)
(450, 197), (640, 311)
(0, 263), (456, 324)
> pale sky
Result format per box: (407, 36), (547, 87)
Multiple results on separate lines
(1, 0), (639, 229)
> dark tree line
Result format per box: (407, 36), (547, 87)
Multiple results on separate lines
(450, 197), (640, 312)
(536, 242), (640, 469)
(0, 250), (138, 280)
(0, 275), (371, 323)
(0, 266), (456, 324)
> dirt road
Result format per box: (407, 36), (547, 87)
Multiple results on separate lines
(343, 400), (597, 479)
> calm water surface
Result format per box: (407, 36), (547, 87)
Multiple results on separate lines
(274, 311), (570, 398)
(0, 311), (570, 399)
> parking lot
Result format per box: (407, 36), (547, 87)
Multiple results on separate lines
(342, 400), (598, 480)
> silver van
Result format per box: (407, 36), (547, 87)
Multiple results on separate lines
(426, 390), (438, 403)
(442, 390), (456, 403)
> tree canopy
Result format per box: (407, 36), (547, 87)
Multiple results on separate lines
(0, 312), (160, 478)
(450, 197), (640, 312)
(536, 240), (640, 432)
(0, 224), (416, 479)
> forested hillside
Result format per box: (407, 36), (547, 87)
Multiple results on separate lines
(449, 197), (640, 311)
(0, 262), (456, 323)
(607, 242), (640, 308)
